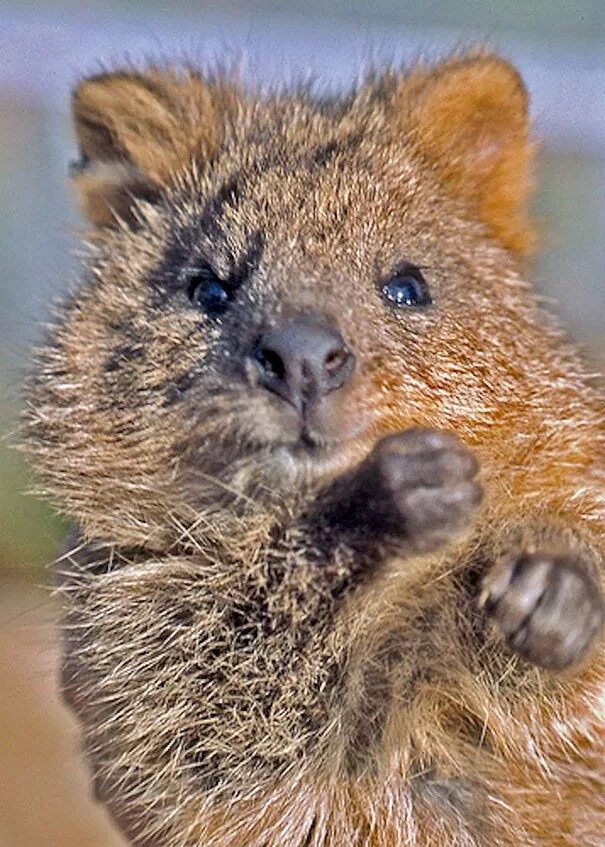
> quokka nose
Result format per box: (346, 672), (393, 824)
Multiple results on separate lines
(252, 317), (355, 410)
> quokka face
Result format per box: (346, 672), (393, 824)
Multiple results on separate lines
(27, 53), (538, 548)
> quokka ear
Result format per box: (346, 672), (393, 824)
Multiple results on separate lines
(397, 51), (536, 256)
(71, 67), (232, 227)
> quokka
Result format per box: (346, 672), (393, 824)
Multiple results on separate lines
(25, 49), (604, 846)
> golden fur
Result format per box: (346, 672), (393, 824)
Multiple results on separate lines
(25, 49), (604, 846)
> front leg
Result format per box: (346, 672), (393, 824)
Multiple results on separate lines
(481, 547), (604, 671)
(264, 426), (482, 632)
(322, 427), (482, 557)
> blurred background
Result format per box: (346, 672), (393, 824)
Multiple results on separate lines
(0, 2), (603, 845)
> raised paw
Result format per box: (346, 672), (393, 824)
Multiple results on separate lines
(353, 428), (482, 553)
(481, 553), (604, 671)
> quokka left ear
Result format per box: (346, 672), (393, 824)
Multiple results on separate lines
(391, 51), (536, 257)
(70, 67), (236, 228)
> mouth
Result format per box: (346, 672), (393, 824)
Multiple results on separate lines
(180, 384), (384, 496)
(272, 423), (376, 481)
(249, 389), (387, 486)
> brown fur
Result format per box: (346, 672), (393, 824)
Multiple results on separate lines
(24, 49), (604, 846)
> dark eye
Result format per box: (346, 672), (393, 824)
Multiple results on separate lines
(188, 270), (230, 316)
(381, 265), (432, 308)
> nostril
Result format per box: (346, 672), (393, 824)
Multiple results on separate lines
(324, 345), (351, 376)
(255, 346), (286, 382)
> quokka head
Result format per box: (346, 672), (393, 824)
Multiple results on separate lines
(26, 50), (537, 549)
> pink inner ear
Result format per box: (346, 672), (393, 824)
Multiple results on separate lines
(468, 129), (508, 172)
(72, 160), (159, 228)
(476, 138), (502, 163)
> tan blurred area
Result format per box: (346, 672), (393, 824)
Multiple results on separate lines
(0, 583), (126, 847)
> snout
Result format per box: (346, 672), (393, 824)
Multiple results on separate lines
(249, 316), (356, 411)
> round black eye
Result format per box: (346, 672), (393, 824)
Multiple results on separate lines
(381, 266), (432, 308)
(188, 274), (230, 316)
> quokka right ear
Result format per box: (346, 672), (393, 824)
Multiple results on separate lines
(71, 67), (234, 228)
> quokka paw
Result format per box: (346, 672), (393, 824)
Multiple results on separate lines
(356, 428), (482, 552)
(481, 552), (604, 671)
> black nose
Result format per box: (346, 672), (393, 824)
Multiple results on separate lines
(252, 318), (355, 410)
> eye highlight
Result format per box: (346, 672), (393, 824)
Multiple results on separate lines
(187, 268), (230, 316)
(381, 265), (432, 309)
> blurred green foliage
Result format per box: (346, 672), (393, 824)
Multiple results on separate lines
(0, 411), (67, 577)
